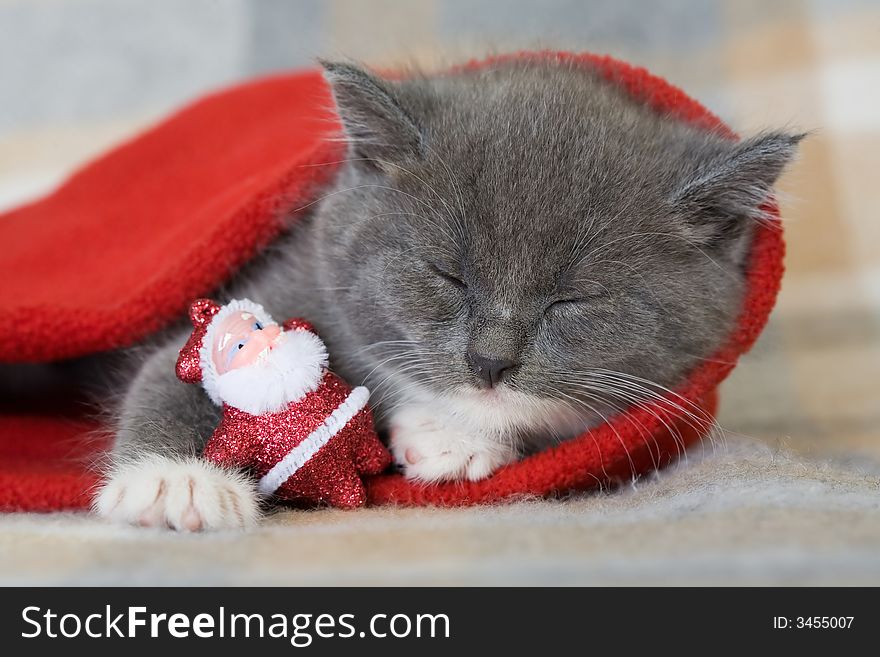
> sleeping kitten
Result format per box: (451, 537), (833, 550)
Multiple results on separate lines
(95, 58), (801, 530)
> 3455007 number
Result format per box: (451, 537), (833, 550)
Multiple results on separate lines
(773, 616), (854, 629)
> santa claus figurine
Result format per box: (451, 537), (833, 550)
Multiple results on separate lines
(175, 298), (391, 508)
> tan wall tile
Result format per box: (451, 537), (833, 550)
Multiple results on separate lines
(778, 135), (855, 276)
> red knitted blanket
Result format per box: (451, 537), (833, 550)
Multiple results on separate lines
(0, 52), (783, 511)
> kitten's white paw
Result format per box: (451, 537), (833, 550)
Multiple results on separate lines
(93, 455), (259, 531)
(389, 406), (516, 482)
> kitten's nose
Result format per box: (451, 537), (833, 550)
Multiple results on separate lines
(466, 350), (519, 388)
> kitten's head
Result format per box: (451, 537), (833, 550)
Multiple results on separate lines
(316, 59), (801, 435)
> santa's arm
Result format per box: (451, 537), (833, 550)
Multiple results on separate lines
(202, 422), (256, 470)
(282, 317), (318, 335)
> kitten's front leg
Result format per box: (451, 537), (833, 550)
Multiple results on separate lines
(388, 404), (517, 482)
(94, 338), (260, 531)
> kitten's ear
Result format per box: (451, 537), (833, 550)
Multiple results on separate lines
(670, 131), (804, 245)
(320, 60), (424, 171)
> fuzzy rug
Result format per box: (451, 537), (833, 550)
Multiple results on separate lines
(2, 437), (878, 586)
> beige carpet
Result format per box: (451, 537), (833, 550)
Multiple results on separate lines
(1, 437), (878, 586)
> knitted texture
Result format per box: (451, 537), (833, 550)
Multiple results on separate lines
(0, 51), (783, 511)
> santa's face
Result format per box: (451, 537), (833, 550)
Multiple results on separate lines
(207, 309), (329, 415)
(212, 311), (283, 375)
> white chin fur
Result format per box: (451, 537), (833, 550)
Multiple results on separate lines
(440, 387), (589, 437)
(212, 330), (328, 414)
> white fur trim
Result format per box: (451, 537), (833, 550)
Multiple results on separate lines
(212, 329), (329, 414)
(199, 299), (277, 406)
(257, 386), (370, 496)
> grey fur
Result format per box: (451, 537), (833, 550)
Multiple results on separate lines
(110, 58), (802, 466)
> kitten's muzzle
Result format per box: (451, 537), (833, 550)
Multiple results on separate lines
(466, 350), (520, 389)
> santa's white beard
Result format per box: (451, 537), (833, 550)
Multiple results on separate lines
(211, 330), (328, 415)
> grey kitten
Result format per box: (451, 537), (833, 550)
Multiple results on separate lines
(95, 58), (801, 530)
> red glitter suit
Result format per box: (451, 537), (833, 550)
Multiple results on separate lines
(203, 370), (390, 508)
(175, 299), (390, 509)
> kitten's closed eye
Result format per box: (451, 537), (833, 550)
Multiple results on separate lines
(429, 262), (467, 290)
(545, 283), (611, 315)
(544, 298), (595, 320)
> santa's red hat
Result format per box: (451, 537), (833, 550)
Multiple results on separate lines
(175, 298), (220, 385)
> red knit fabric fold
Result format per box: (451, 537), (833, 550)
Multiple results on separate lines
(0, 52), (784, 510)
